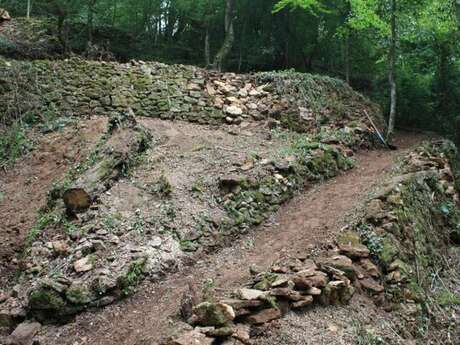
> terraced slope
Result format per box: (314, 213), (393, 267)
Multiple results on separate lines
(1, 56), (433, 345)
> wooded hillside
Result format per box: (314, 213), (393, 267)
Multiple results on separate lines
(1, 0), (460, 141)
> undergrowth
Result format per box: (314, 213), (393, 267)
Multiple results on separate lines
(353, 320), (384, 345)
(26, 209), (78, 245)
(0, 122), (33, 168)
(0, 58), (74, 168)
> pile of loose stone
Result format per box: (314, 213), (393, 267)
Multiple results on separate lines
(167, 231), (382, 345)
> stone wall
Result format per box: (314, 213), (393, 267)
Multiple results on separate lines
(0, 57), (382, 132)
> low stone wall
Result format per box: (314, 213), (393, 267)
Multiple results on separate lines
(356, 140), (460, 302)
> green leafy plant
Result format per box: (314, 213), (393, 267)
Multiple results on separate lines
(353, 321), (384, 345)
(118, 259), (146, 296)
(148, 175), (173, 197)
(357, 223), (383, 256)
(27, 210), (64, 244)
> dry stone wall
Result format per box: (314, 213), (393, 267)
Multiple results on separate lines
(0, 57), (381, 133)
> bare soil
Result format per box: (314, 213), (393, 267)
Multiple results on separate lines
(253, 293), (409, 345)
(0, 117), (107, 287)
(35, 132), (424, 345)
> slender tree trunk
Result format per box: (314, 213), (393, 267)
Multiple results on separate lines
(112, 0), (117, 27)
(204, 25), (211, 67)
(345, 33), (350, 84)
(212, 0), (235, 71)
(57, 16), (69, 53)
(238, 13), (247, 73)
(285, 40), (289, 68)
(51, 0), (70, 54)
(387, 0), (397, 141)
(455, 0), (460, 36)
(87, 0), (96, 45)
(456, 117), (460, 147)
(26, 0), (31, 19)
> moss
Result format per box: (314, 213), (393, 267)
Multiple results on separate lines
(390, 259), (411, 276)
(435, 290), (460, 306)
(337, 231), (362, 247)
(254, 273), (278, 290)
(117, 258), (147, 296)
(191, 178), (206, 196)
(378, 236), (400, 268)
(96, 157), (119, 181)
(192, 302), (232, 327)
(28, 288), (66, 311)
(148, 175), (173, 197)
(180, 239), (199, 252)
(65, 285), (91, 305)
(406, 280), (424, 301)
(207, 326), (234, 337)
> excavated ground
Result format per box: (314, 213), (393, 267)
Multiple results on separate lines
(34, 132), (425, 345)
(0, 117), (108, 287)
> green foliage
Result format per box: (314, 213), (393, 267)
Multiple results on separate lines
(347, 0), (388, 34)
(65, 284), (91, 305)
(117, 259), (146, 296)
(273, 0), (323, 15)
(1, 0), (459, 138)
(27, 210), (63, 244)
(354, 320), (384, 345)
(148, 175), (173, 197)
(27, 209), (78, 244)
(357, 223), (383, 256)
(435, 289), (460, 307)
(0, 122), (33, 168)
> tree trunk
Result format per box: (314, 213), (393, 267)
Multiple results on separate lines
(26, 0), (31, 19)
(345, 33), (350, 84)
(204, 25), (211, 67)
(51, 0), (70, 54)
(87, 0), (96, 45)
(387, 0), (397, 141)
(456, 117), (460, 148)
(212, 0), (235, 71)
(57, 16), (69, 53)
(112, 0), (117, 27)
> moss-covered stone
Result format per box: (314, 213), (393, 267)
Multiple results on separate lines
(28, 288), (66, 311)
(116, 258), (147, 296)
(192, 302), (235, 327)
(65, 284), (91, 305)
(379, 235), (400, 269)
(355, 140), (460, 305)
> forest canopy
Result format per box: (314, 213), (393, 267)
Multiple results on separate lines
(1, 0), (460, 140)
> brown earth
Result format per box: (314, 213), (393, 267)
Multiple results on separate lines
(0, 117), (107, 287)
(35, 132), (425, 345)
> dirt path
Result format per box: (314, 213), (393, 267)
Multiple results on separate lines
(38, 132), (424, 345)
